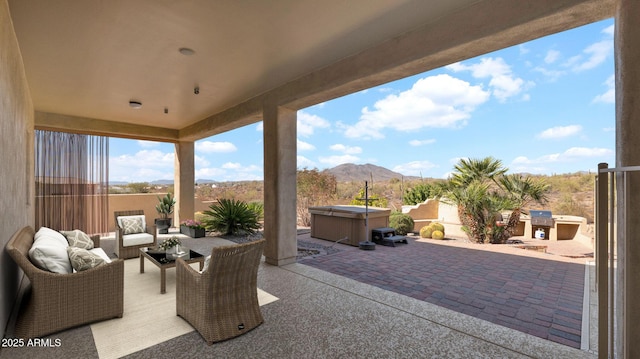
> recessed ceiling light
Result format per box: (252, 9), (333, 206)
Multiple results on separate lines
(179, 47), (195, 56)
(129, 100), (142, 109)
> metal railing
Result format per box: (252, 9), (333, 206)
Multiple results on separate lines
(596, 163), (640, 358)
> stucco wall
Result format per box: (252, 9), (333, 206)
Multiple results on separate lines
(108, 193), (210, 231)
(0, 0), (35, 338)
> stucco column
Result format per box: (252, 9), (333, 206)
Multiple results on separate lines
(263, 104), (297, 266)
(174, 141), (195, 227)
(616, 1), (640, 357)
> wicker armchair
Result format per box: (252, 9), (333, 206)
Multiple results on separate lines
(114, 209), (157, 259)
(6, 226), (124, 338)
(176, 239), (266, 345)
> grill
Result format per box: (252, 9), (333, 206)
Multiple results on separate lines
(530, 210), (554, 227)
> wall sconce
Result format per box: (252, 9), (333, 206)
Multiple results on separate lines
(129, 100), (142, 109)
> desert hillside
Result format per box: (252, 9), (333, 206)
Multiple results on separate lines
(187, 164), (596, 222)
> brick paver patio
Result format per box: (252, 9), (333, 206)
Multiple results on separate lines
(298, 235), (586, 348)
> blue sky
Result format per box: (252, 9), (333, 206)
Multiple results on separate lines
(109, 18), (615, 183)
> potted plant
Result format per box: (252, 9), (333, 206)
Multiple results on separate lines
(155, 193), (175, 234)
(180, 219), (206, 238)
(159, 236), (183, 255)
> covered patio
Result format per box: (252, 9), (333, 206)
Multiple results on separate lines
(1, 231), (591, 358)
(2, 0), (639, 357)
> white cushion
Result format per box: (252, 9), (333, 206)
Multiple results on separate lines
(122, 232), (154, 247)
(117, 215), (147, 232)
(34, 227), (68, 248)
(90, 247), (112, 264)
(29, 227), (72, 274)
(200, 255), (211, 273)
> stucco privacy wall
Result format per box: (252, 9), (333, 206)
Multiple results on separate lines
(0, 0), (35, 339)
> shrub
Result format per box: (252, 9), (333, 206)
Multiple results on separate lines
(247, 201), (264, 222)
(420, 225), (434, 238)
(432, 230), (445, 240)
(430, 222), (445, 233)
(389, 212), (414, 235)
(403, 183), (436, 205)
(350, 188), (388, 207)
(201, 198), (261, 235)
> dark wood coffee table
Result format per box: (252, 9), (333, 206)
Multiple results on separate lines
(139, 247), (205, 294)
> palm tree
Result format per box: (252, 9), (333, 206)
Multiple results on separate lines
(449, 157), (507, 187)
(442, 157), (550, 244)
(496, 174), (550, 243)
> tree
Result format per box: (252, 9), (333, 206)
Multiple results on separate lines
(441, 157), (549, 244)
(297, 168), (337, 226)
(350, 187), (388, 208)
(497, 174), (550, 242)
(126, 182), (150, 193)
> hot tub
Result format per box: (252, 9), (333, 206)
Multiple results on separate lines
(308, 205), (391, 246)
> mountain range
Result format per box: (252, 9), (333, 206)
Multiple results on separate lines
(110, 163), (417, 185)
(323, 163), (418, 182)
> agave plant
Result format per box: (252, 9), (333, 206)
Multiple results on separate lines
(202, 198), (261, 235)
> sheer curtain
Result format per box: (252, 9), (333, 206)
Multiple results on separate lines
(34, 130), (109, 234)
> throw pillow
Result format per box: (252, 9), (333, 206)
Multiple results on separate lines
(29, 244), (72, 274)
(67, 247), (105, 272)
(60, 229), (94, 250)
(29, 227), (72, 274)
(34, 226), (69, 248)
(201, 255), (212, 273)
(121, 217), (144, 235)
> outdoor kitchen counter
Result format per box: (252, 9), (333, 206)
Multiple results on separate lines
(308, 205), (391, 246)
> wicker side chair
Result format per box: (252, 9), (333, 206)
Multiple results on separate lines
(6, 226), (124, 338)
(176, 239), (266, 345)
(114, 209), (157, 259)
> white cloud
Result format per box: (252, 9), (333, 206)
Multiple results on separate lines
(392, 161), (437, 177)
(593, 74), (615, 104)
(532, 67), (566, 82)
(195, 167), (227, 179)
(447, 57), (524, 102)
(222, 162), (242, 170)
(194, 154), (210, 167)
(109, 150), (175, 182)
(297, 139), (316, 151)
(195, 141), (237, 153)
(519, 44), (530, 55)
(566, 26), (614, 73)
(297, 111), (330, 137)
(571, 40), (612, 72)
(330, 144), (362, 154)
(318, 154), (360, 167)
(378, 87), (394, 93)
(342, 74), (489, 139)
(544, 50), (560, 64)
(255, 111), (330, 138)
(297, 155), (316, 168)
(409, 139), (436, 146)
(537, 125), (583, 139)
(195, 163), (263, 182)
(512, 147), (613, 165)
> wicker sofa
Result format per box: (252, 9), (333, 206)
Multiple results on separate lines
(6, 226), (124, 338)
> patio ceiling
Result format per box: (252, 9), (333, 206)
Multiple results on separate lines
(9, 0), (614, 142)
